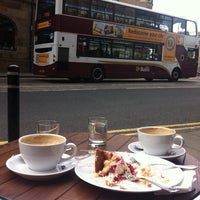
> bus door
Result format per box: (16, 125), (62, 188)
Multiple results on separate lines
(57, 47), (69, 70)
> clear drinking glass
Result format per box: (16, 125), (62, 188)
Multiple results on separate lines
(88, 117), (107, 148)
(36, 120), (59, 134)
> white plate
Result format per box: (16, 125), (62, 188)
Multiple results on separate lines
(6, 154), (76, 181)
(75, 152), (184, 193)
(128, 141), (186, 160)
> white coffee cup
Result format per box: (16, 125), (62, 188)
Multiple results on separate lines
(137, 126), (184, 156)
(19, 134), (77, 171)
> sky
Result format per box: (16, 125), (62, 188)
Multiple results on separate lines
(153, 0), (200, 31)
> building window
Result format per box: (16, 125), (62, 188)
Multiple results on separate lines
(0, 15), (15, 50)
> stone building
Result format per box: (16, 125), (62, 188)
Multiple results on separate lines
(0, 0), (35, 73)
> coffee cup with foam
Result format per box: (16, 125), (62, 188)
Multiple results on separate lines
(137, 126), (184, 156)
(19, 133), (77, 171)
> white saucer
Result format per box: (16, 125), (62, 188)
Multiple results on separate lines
(128, 141), (186, 161)
(6, 154), (77, 181)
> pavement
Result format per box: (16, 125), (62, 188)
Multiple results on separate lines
(0, 72), (42, 78)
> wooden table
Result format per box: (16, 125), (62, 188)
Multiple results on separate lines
(0, 132), (199, 200)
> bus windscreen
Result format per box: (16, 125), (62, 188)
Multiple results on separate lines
(37, 0), (55, 21)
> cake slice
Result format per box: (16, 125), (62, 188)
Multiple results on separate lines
(94, 149), (138, 185)
(95, 148), (113, 173)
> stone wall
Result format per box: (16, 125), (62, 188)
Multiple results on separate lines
(0, 0), (35, 73)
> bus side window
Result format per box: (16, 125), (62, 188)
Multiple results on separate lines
(114, 5), (135, 25)
(134, 44), (147, 60)
(77, 0), (89, 17)
(63, 0), (89, 17)
(156, 15), (172, 32)
(77, 36), (88, 57)
(77, 8), (89, 17)
(136, 9), (156, 29)
(91, 0), (104, 20)
(188, 48), (198, 63)
(186, 21), (197, 36)
(95, 47), (104, 57)
(133, 43), (162, 61)
(173, 18), (186, 34)
(96, 13), (104, 21)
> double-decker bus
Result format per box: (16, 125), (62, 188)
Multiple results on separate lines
(33, 0), (199, 82)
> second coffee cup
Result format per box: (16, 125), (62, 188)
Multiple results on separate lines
(137, 126), (184, 156)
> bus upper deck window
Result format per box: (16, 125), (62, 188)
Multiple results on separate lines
(173, 18), (186, 34)
(186, 21), (197, 36)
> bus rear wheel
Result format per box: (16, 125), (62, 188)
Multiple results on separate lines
(169, 68), (181, 82)
(90, 65), (104, 82)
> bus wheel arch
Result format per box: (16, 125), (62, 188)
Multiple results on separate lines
(90, 65), (105, 82)
(169, 68), (181, 82)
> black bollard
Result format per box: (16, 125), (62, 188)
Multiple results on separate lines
(7, 65), (20, 142)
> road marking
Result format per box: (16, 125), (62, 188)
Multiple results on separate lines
(0, 141), (8, 145)
(107, 121), (200, 135)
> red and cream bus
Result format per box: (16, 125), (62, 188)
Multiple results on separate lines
(33, 0), (199, 81)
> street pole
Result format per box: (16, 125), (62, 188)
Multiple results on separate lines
(7, 65), (20, 142)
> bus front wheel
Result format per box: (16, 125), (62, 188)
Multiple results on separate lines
(169, 68), (181, 82)
(90, 65), (104, 82)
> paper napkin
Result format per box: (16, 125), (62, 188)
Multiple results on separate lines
(155, 170), (196, 195)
